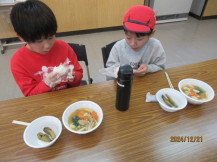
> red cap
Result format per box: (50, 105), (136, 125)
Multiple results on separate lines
(123, 5), (156, 33)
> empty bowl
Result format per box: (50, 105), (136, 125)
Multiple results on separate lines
(156, 88), (188, 112)
(23, 116), (62, 148)
(178, 78), (215, 104)
(62, 100), (103, 134)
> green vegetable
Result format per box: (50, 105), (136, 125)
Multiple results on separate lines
(165, 94), (178, 108)
(194, 86), (205, 95)
(161, 95), (173, 107)
(72, 116), (80, 127)
(43, 127), (56, 140)
(37, 132), (52, 142)
(161, 94), (178, 108)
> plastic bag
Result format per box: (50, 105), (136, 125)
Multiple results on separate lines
(99, 64), (120, 79)
(35, 58), (74, 88)
(146, 92), (157, 102)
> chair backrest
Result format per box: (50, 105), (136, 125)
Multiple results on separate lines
(101, 41), (118, 68)
(68, 43), (88, 66)
(68, 43), (93, 84)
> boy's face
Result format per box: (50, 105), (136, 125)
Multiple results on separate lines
(26, 35), (55, 54)
(125, 31), (150, 51)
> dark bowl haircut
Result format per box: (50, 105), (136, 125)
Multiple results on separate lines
(10, 0), (57, 42)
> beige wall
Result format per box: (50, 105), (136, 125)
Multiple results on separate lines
(0, 0), (143, 39)
(203, 0), (217, 16)
(41, 0), (144, 33)
(0, 6), (16, 39)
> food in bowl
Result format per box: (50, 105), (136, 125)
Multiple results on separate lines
(23, 116), (62, 148)
(68, 108), (98, 132)
(161, 94), (178, 108)
(156, 88), (187, 112)
(181, 84), (208, 100)
(62, 101), (103, 134)
(37, 127), (56, 142)
(43, 127), (56, 139)
(37, 132), (52, 142)
(178, 78), (215, 105)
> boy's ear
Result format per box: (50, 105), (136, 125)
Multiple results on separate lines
(150, 29), (156, 37)
(16, 33), (25, 42)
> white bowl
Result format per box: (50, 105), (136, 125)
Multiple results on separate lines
(156, 88), (188, 112)
(23, 116), (62, 148)
(178, 78), (215, 104)
(62, 101), (103, 134)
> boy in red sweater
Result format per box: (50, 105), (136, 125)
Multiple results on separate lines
(10, 0), (83, 96)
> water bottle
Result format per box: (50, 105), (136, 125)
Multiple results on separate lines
(116, 65), (133, 111)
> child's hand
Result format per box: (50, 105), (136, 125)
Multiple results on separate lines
(133, 64), (148, 76)
(44, 72), (61, 88)
(68, 70), (75, 82)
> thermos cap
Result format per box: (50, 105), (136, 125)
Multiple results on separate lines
(118, 65), (133, 80)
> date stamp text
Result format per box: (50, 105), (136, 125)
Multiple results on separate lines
(170, 136), (203, 142)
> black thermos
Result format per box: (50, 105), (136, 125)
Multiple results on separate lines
(116, 65), (133, 111)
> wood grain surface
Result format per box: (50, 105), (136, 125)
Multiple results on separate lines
(0, 0), (143, 39)
(42, 0), (143, 33)
(203, 0), (217, 17)
(0, 6), (16, 39)
(0, 59), (217, 161)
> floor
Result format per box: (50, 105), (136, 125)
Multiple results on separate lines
(0, 17), (217, 101)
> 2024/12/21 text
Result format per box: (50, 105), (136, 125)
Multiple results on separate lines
(170, 136), (203, 142)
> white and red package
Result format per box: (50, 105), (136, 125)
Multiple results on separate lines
(35, 58), (74, 88)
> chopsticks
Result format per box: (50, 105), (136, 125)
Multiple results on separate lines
(12, 120), (30, 126)
(165, 72), (174, 89)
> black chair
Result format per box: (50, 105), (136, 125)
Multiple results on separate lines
(68, 43), (93, 85)
(101, 41), (118, 68)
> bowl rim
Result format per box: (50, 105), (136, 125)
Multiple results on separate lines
(62, 100), (103, 134)
(178, 78), (215, 103)
(156, 88), (188, 111)
(23, 116), (62, 148)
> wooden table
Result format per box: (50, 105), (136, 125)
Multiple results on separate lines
(1, 59), (217, 161)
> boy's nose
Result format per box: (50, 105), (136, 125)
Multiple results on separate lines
(44, 41), (51, 50)
(130, 40), (137, 47)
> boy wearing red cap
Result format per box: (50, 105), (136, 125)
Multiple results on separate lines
(106, 5), (166, 76)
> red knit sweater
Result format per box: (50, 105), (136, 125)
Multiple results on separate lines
(10, 40), (83, 96)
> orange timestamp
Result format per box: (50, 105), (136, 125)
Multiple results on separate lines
(170, 136), (203, 142)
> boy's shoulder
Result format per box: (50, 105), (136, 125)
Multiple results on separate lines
(116, 39), (125, 44)
(11, 40), (69, 60)
(114, 38), (162, 49)
(51, 40), (71, 52)
(12, 45), (29, 59)
(149, 37), (161, 44)
(148, 38), (163, 48)
(54, 39), (69, 47)
(114, 39), (126, 48)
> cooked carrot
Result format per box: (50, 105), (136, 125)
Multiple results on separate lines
(91, 112), (98, 120)
(188, 92), (197, 96)
(188, 92), (200, 98)
(77, 113), (88, 120)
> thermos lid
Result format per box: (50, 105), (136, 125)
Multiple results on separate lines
(118, 65), (133, 79)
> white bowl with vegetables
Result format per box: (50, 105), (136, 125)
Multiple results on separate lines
(23, 116), (62, 148)
(156, 88), (188, 112)
(178, 78), (215, 105)
(62, 101), (103, 134)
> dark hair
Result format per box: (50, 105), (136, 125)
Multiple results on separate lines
(123, 28), (153, 38)
(10, 0), (57, 42)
